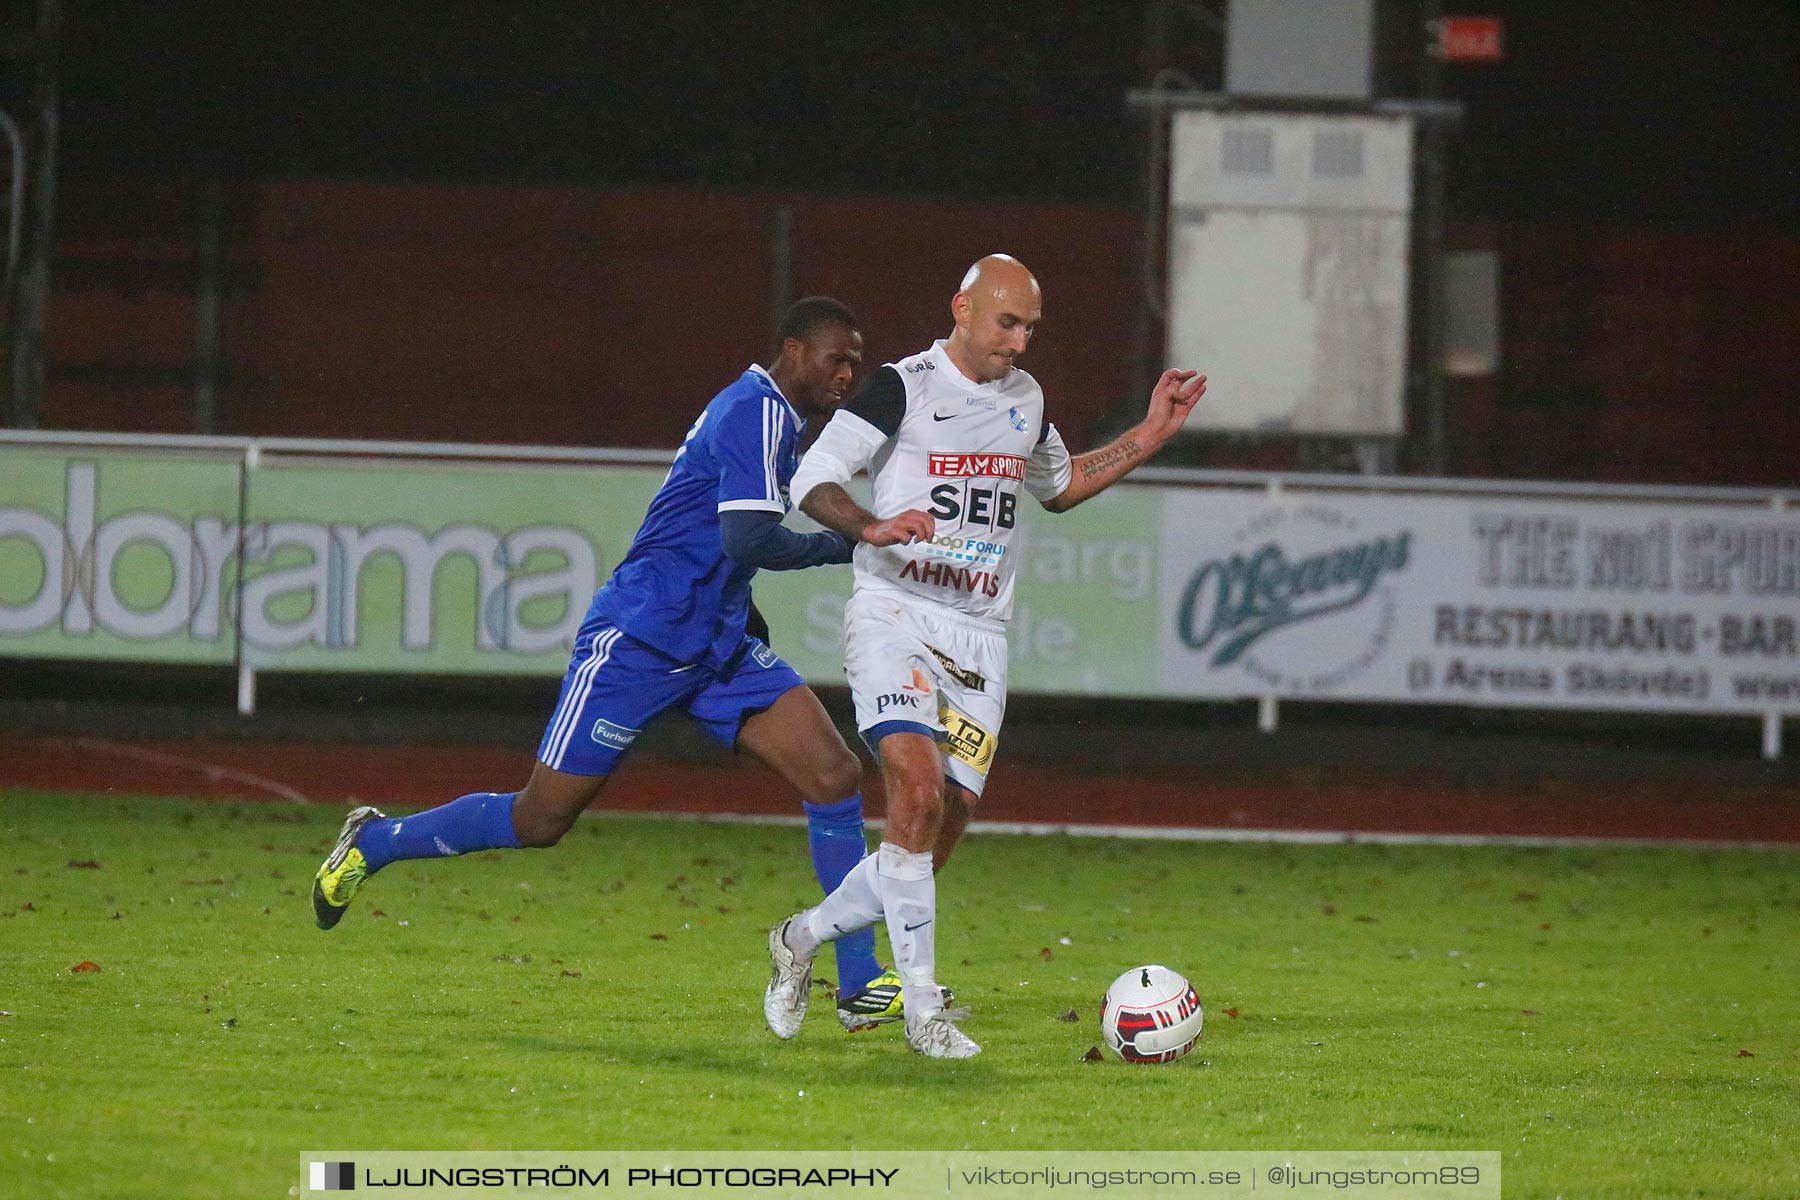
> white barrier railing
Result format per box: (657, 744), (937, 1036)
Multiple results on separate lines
(3, 430), (1794, 757)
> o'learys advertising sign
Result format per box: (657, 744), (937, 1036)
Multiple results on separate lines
(1156, 490), (1800, 714)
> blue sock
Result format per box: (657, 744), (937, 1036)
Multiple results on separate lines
(804, 793), (881, 996)
(358, 792), (521, 874)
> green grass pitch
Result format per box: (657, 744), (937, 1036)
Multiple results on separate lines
(2, 789), (1795, 1198)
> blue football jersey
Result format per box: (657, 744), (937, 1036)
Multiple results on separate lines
(590, 365), (803, 669)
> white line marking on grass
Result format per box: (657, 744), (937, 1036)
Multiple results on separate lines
(589, 810), (1798, 852)
(61, 737), (311, 803)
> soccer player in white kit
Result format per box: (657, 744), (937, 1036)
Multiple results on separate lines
(763, 254), (1207, 1057)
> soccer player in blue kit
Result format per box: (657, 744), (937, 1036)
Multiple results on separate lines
(312, 297), (936, 1030)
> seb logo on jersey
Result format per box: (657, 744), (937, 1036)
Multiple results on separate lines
(926, 452), (1024, 534)
(909, 451), (1025, 598)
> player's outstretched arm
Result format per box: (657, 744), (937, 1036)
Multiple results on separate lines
(799, 482), (934, 547)
(719, 508), (854, 570)
(1041, 369), (1206, 513)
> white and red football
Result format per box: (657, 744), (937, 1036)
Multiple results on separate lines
(1100, 965), (1204, 1064)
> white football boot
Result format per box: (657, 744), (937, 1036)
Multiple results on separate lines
(905, 1004), (981, 1059)
(763, 914), (815, 1039)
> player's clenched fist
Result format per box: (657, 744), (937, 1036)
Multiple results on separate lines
(860, 509), (935, 546)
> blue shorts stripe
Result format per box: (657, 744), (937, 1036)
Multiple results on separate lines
(547, 628), (619, 769)
(544, 629), (600, 765)
(542, 632), (593, 768)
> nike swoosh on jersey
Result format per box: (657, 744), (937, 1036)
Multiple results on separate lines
(903, 919), (933, 931)
(931, 412), (963, 422)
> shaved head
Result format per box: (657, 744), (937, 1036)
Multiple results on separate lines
(946, 254), (1042, 383)
(958, 253), (1040, 306)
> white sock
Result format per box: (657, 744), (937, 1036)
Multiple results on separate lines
(873, 842), (939, 1019)
(803, 852), (883, 946)
(783, 910), (822, 958)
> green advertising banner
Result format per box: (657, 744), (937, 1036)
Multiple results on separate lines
(0, 447), (243, 663)
(8, 438), (1791, 725)
(2, 441), (1169, 692)
(755, 485), (1164, 696)
(0, 445), (667, 676)
(240, 455), (664, 674)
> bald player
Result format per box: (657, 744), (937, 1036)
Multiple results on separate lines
(762, 255), (1206, 1058)
(312, 297), (932, 1025)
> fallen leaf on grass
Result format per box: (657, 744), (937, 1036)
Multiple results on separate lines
(648, 933), (668, 941)
(1521, 1009), (1541, 1016)
(1737, 1049), (1755, 1058)
(1222, 1007), (1239, 1018)
(67, 860), (101, 870)
(1057, 1009), (1080, 1023)
(369, 909), (386, 918)
(1321, 904), (1337, 916)
(70, 961), (102, 974)
(560, 970), (582, 978)
(1039, 947), (1053, 961)
(1512, 891), (1539, 902)
(18, 902), (35, 912)
(1081, 1047), (1104, 1062)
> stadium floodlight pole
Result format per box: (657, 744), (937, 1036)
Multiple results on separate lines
(194, 178), (226, 435)
(0, 112), (23, 296)
(1372, 96), (1464, 478)
(1, 0), (63, 430)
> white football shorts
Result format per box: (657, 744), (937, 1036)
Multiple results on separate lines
(844, 588), (1008, 797)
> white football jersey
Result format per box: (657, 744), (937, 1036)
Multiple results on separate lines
(789, 339), (1074, 625)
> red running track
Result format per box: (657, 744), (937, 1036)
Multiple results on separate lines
(3, 733), (1795, 845)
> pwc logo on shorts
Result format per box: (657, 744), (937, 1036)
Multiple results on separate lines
(876, 659), (933, 714)
(589, 719), (641, 750)
(875, 692), (924, 715)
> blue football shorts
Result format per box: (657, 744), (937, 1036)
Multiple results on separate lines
(536, 623), (806, 776)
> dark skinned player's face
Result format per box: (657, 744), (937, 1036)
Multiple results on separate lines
(786, 325), (864, 417)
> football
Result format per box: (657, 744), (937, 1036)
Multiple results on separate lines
(1100, 965), (1204, 1063)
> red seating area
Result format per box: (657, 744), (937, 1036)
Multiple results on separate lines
(43, 176), (1800, 485)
